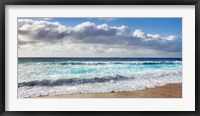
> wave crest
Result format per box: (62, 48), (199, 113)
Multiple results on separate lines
(18, 75), (128, 87)
(18, 69), (182, 98)
(18, 69), (182, 88)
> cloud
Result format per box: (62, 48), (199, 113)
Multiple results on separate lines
(18, 20), (130, 45)
(133, 29), (146, 39)
(18, 19), (182, 57)
(73, 22), (130, 37)
(18, 19), (71, 42)
(97, 18), (115, 22)
(147, 34), (160, 39)
(165, 35), (176, 41)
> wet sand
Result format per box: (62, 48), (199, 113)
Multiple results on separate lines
(36, 83), (182, 98)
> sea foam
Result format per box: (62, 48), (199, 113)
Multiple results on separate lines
(18, 69), (182, 98)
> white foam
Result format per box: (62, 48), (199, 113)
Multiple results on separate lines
(18, 69), (182, 98)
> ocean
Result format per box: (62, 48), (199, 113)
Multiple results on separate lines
(18, 58), (182, 98)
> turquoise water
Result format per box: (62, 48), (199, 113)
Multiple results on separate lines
(18, 58), (182, 98)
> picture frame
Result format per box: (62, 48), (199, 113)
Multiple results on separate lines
(0, 0), (199, 115)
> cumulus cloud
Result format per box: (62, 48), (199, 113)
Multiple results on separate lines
(133, 29), (146, 39)
(147, 34), (160, 39)
(18, 19), (71, 41)
(165, 35), (177, 41)
(18, 19), (182, 57)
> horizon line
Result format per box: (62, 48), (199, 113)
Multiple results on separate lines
(18, 57), (182, 59)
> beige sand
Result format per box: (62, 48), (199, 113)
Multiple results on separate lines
(35, 83), (182, 98)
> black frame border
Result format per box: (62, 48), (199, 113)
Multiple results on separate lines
(0, 0), (200, 116)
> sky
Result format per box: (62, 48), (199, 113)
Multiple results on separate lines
(18, 18), (182, 58)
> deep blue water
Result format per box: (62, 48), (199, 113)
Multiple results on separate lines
(18, 57), (182, 62)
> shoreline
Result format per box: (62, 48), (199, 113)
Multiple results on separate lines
(35, 83), (182, 98)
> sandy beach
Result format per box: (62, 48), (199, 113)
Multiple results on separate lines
(35, 83), (182, 98)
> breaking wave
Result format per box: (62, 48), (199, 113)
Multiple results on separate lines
(18, 69), (182, 98)
(21, 61), (182, 66)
